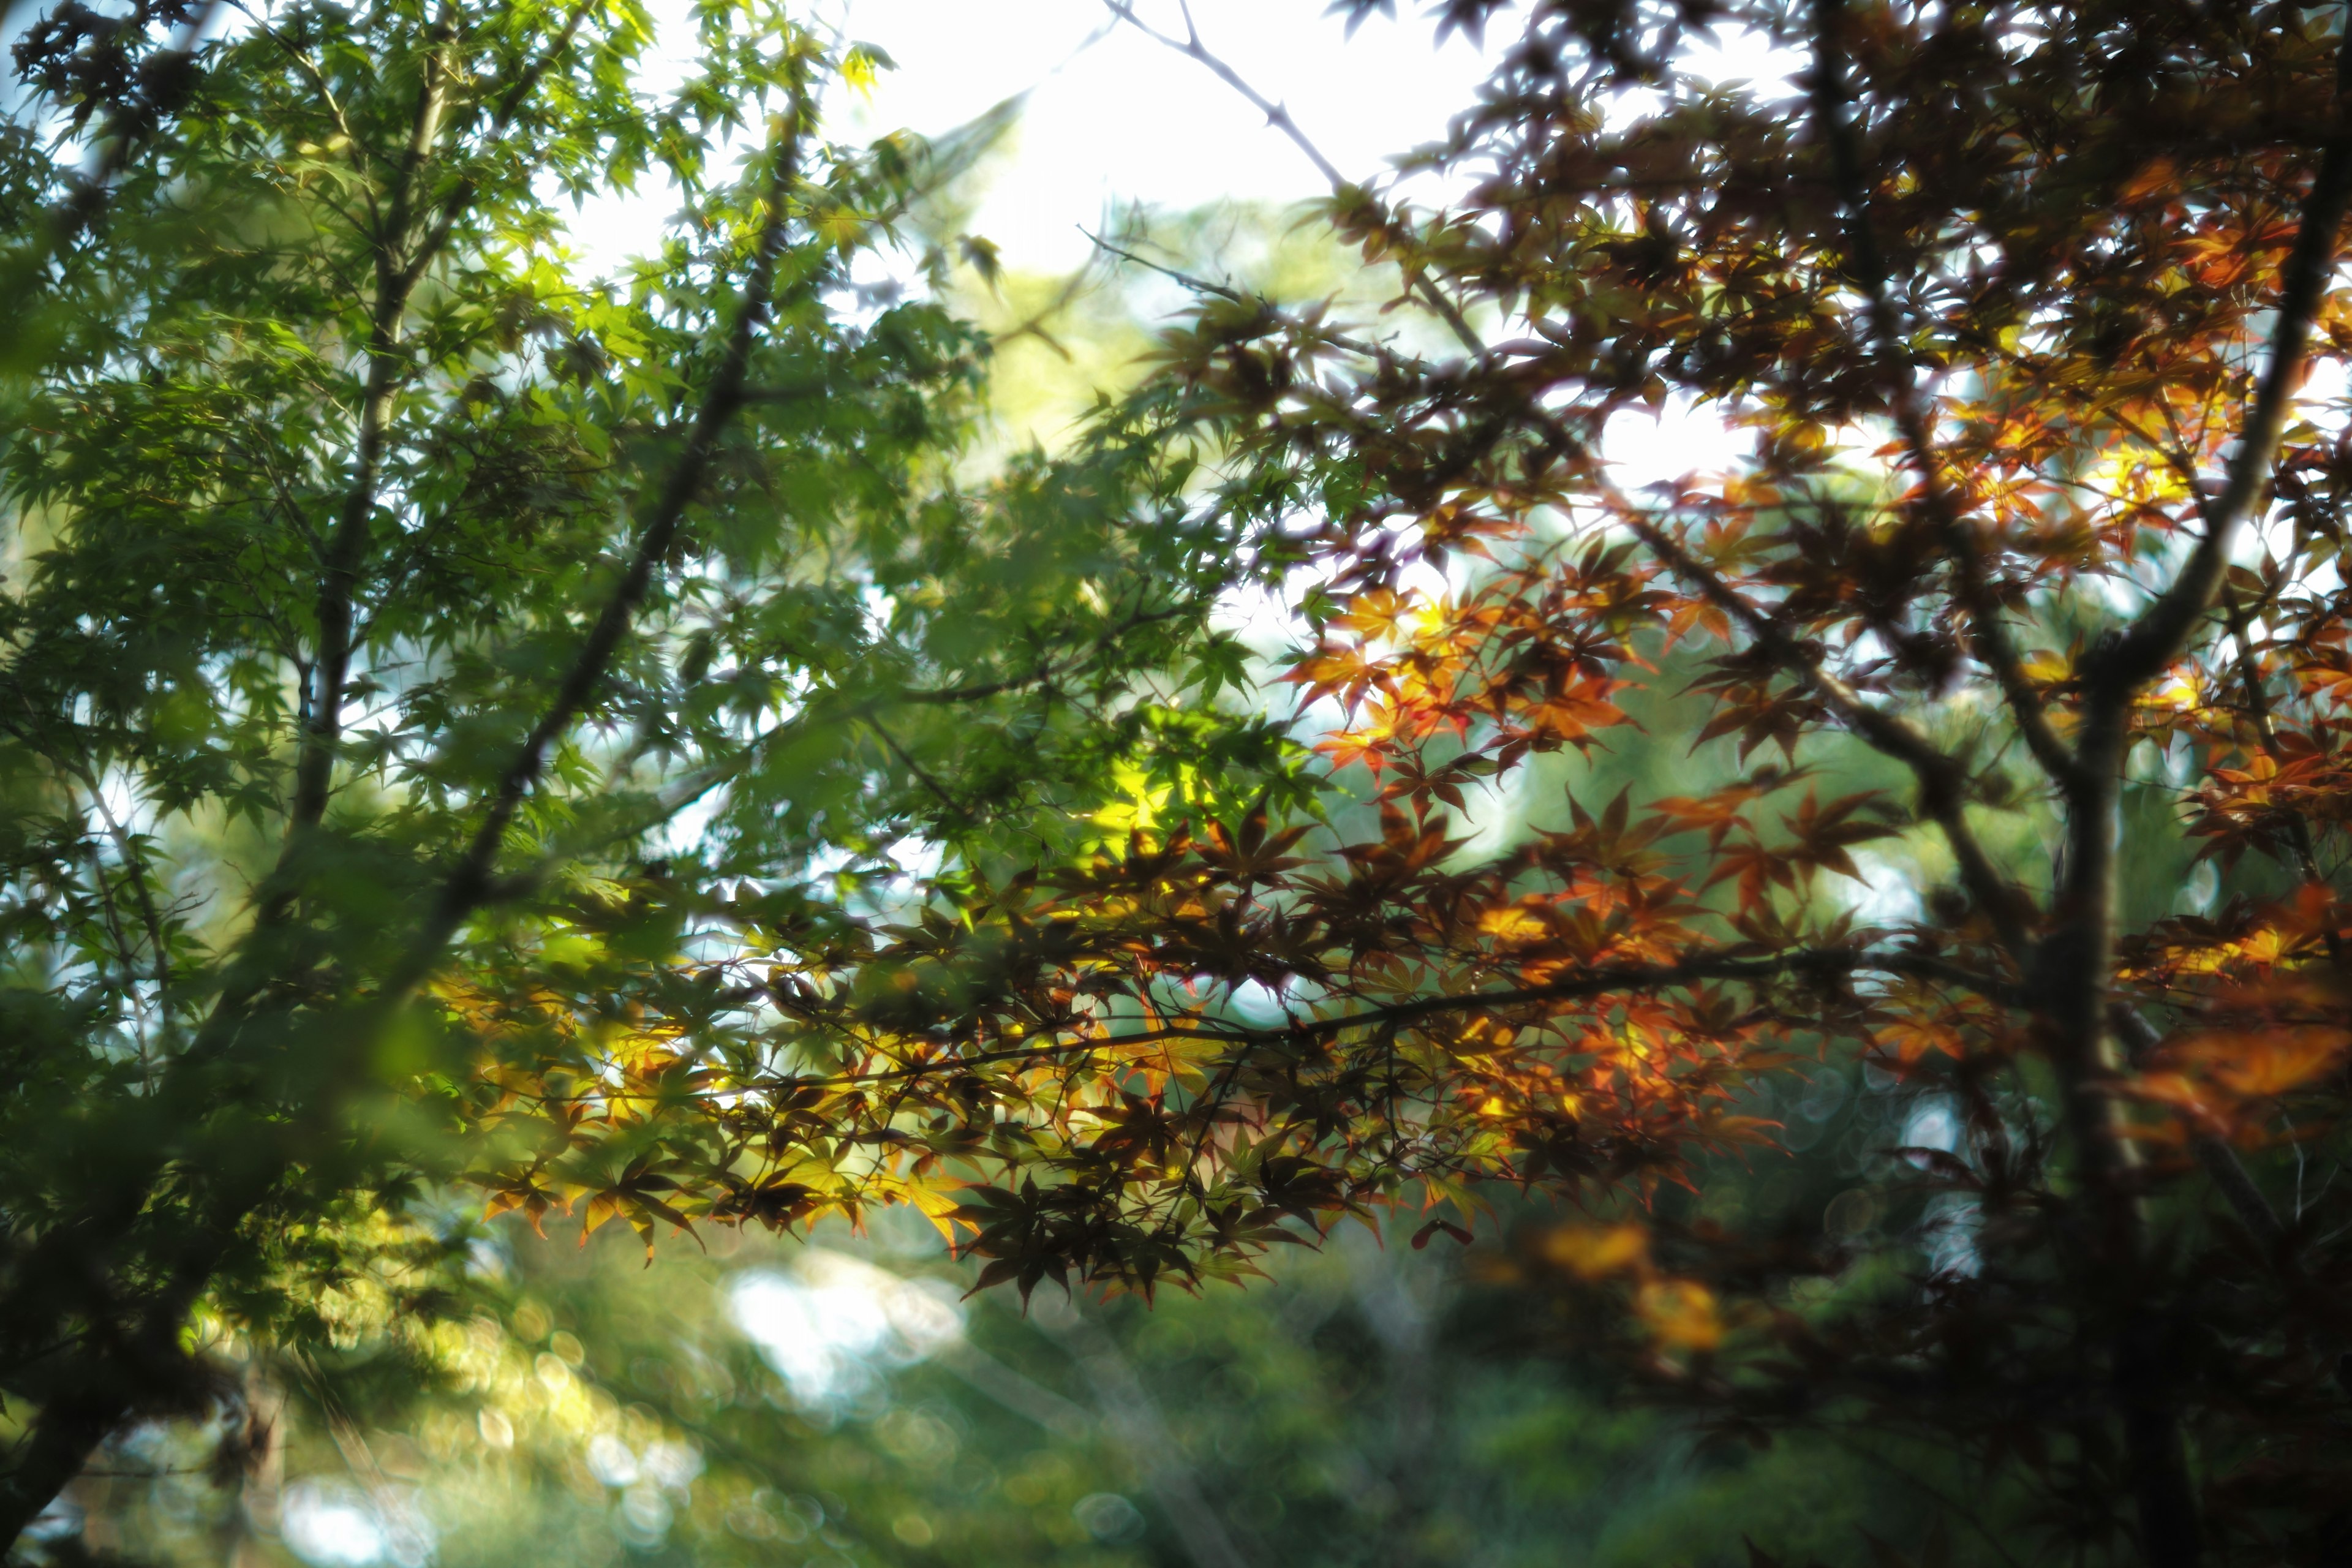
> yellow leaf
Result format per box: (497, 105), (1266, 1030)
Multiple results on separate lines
(1542, 1223), (1648, 1278)
(1637, 1278), (1722, 1352)
(1478, 903), (1550, 944)
(841, 47), (880, 100)
(903, 1182), (972, 1247)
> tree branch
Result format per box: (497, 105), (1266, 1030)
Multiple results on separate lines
(814, 944), (2012, 1091)
(2213, 580), (2344, 959)
(1095, 0), (1485, 357)
(0, 75), (812, 1561)
(2091, 19), (2352, 701)
(1282, 946), (2008, 1037)
(396, 0), (600, 297)
(396, 100), (812, 973)
(1602, 496), (2035, 956)
(285, 2), (459, 841)
(896, 604), (1191, 704)
(1096, 0), (1343, 187)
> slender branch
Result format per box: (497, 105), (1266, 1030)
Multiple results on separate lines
(398, 102), (812, 971)
(1809, 2), (2080, 794)
(77, 834), (146, 1058)
(1095, 0), (1485, 357)
(1084, 228), (1245, 303)
(79, 771), (174, 1060)
(897, 604), (1191, 704)
(2092, 20), (2352, 700)
(395, 0), (600, 296)
(1604, 497), (2035, 956)
(289, 0), (601, 842)
(809, 945), (2011, 1091)
(230, 0), (370, 213)
(1277, 946), (2008, 1038)
(1096, 0), (1344, 187)
(863, 714), (966, 816)
(285, 5), (458, 840)
(2213, 581), (2345, 955)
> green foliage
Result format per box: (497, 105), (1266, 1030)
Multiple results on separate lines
(0, 0), (1298, 1540)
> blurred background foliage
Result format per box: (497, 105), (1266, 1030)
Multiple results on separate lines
(940, 199), (1427, 458)
(74, 1204), (1975, 1568)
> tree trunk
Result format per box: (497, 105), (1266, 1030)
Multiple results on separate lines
(2117, 1315), (2202, 1568)
(0, 1390), (129, 1551)
(2046, 746), (2201, 1568)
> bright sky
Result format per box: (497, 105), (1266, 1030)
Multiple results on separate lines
(815, 0), (1770, 482)
(564, 0), (1497, 277)
(827, 0), (1497, 274)
(557, 0), (1785, 482)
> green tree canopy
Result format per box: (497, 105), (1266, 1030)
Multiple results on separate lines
(0, 0), (1285, 1542)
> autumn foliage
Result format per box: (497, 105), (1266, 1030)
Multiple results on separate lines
(459, 4), (2352, 1564)
(14, 1), (2352, 1565)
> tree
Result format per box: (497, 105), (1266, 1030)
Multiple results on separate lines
(1002, 1), (2352, 1562)
(0, 0), (1280, 1550)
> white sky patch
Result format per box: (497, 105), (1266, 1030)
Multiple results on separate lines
(1684, 18), (1807, 102)
(1601, 395), (1749, 492)
(1209, 578), (1306, 660)
(554, 0), (709, 282)
(879, 832), (946, 886)
(281, 1480), (435, 1568)
(2299, 352), (2350, 413)
(1843, 848), (1923, 929)
(731, 1249), (965, 1411)
(1900, 1096), (1959, 1158)
(1596, 15), (1805, 130)
(1226, 978), (1294, 1022)
(1896, 1100), (1984, 1276)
